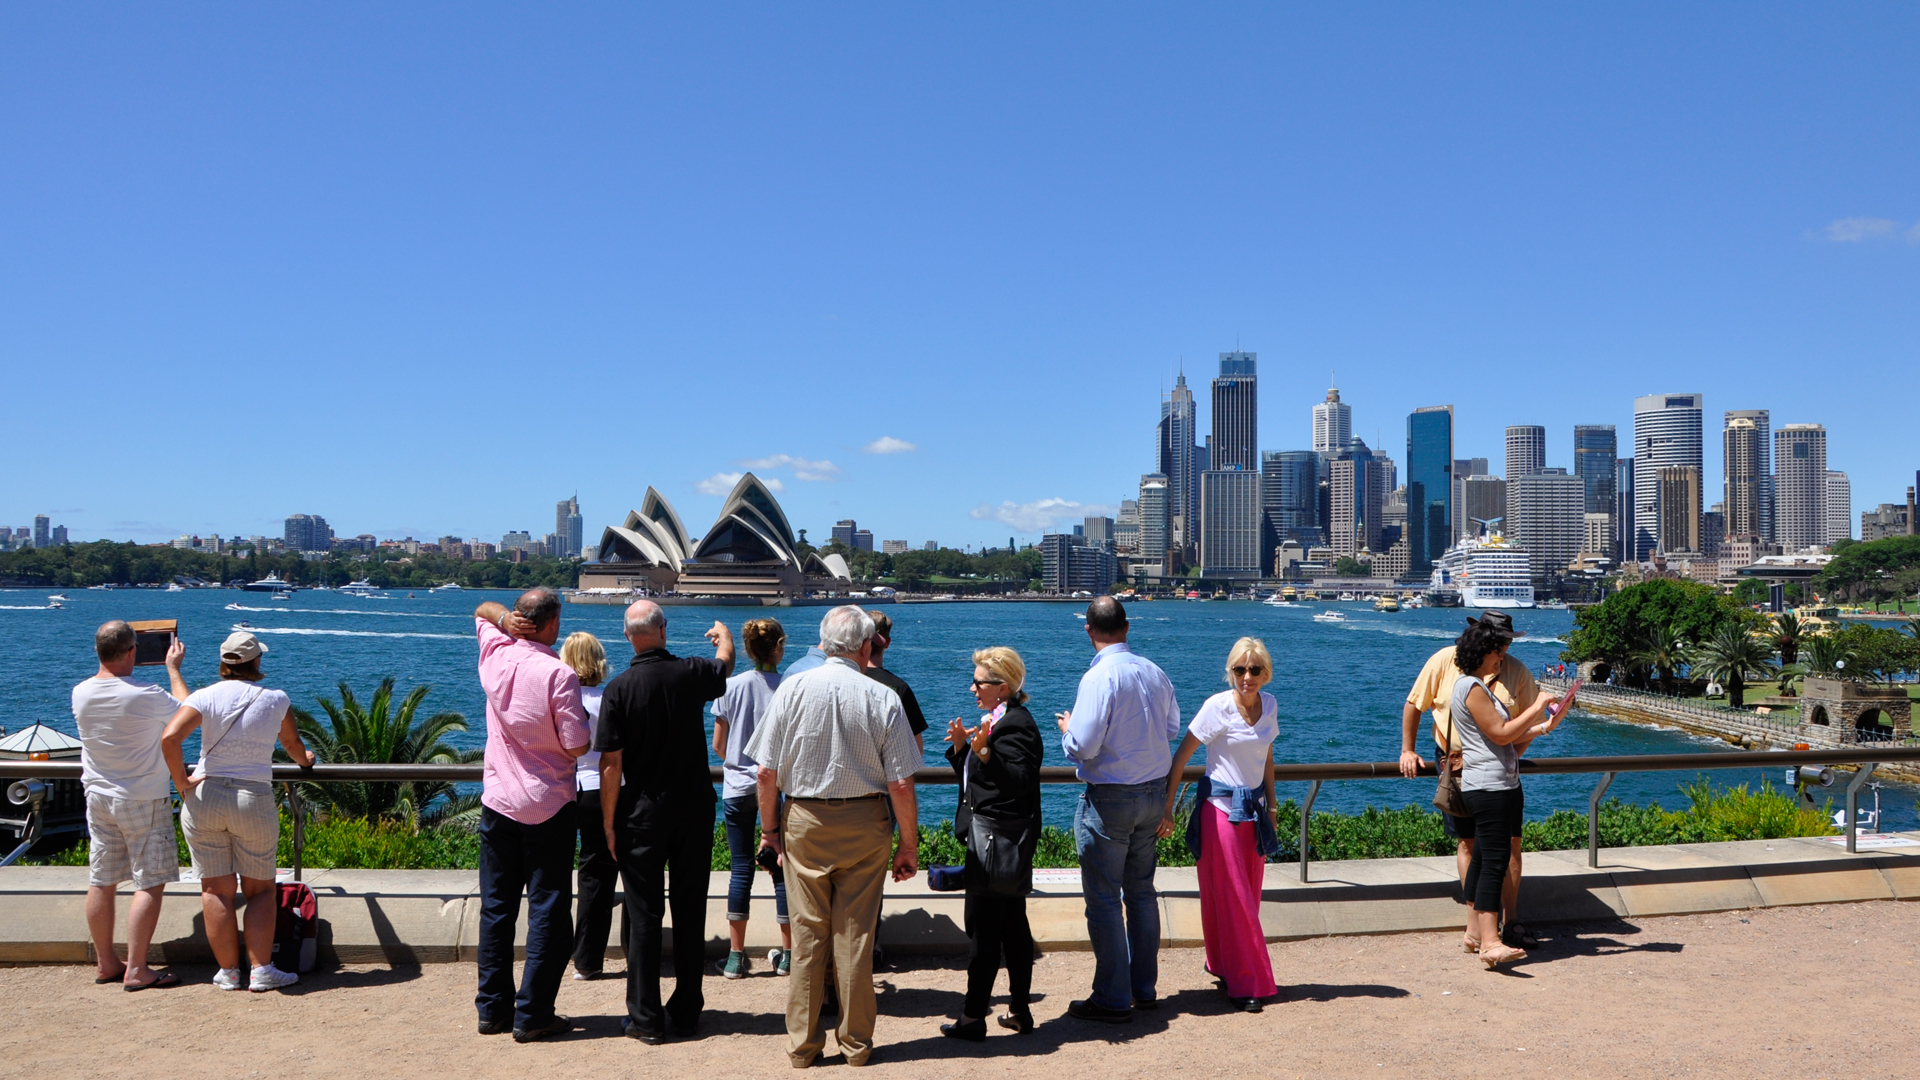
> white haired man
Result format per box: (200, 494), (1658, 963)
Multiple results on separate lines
(749, 605), (920, 1068)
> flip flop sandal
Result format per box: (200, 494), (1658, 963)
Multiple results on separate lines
(95, 972), (127, 985)
(124, 972), (181, 992)
(1503, 924), (1542, 949)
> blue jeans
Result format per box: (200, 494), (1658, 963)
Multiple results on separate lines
(1075, 778), (1165, 1010)
(723, 793), (788, 925)
(476, 802), (576, 1030)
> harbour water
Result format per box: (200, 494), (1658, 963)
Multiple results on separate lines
(4, 588), (1908, 830)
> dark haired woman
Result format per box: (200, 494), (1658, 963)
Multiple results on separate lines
(161, 630), (315, 992)
(1451, 621), (1564, 968)
(940, 646), (1043, 1041)
(712, 617), (792, 978)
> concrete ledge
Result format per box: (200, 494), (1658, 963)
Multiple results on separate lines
(8, 833), (1920, 964)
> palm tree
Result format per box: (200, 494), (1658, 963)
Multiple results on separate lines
(1801, 632), (1855, 680)
(1691, 625), (1776, 708)
(1769, 612), (1803, 667)
(287, 678), (482, 828)
(1629, 624), (1694, 694)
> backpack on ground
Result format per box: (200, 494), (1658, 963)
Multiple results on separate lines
(273, 882), (319, 973)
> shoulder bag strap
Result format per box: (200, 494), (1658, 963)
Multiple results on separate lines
(201, 685), (266, 764)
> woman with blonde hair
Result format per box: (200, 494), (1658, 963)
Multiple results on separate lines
(712, 617), (793, 978)
(1158, 636), (1280, 1012)
(940, 646), (1043, 1040)
(562, 631), (622, 979)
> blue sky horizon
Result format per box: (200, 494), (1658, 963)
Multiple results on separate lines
(4, 4), (1916, 551)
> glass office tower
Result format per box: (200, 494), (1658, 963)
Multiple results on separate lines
(1406, 406), (1454, 573)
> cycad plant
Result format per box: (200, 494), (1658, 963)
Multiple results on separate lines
(1691, 625), (1776, 707)
(287, 678), (483, 829)
(1629, 624), (1694, 694)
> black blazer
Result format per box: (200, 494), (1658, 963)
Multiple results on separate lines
(944, 703), (1044, 841)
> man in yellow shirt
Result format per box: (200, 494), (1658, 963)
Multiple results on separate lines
(1398, 611), (1540, 949)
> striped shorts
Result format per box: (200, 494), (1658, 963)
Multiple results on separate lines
(86, 792), (181, 891)
(180, 777), (280, 881)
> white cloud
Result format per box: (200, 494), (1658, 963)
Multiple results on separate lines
(696, 472), (784, 496)
(734, 453), (840, 481)
(863, 436), (917, 455)
(1822, 217), (1902, 242)
(969, 497), (1116, 534)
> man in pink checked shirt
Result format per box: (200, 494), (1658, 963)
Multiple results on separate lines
(471, 589), (591, 1044)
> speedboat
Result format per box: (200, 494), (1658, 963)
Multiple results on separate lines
(224, 602), (243, 611)
(46, 600), (63, 609)
(46, 594), (68, 602)
(1313, 610), (1348, 623)
(232, 620), (253, 629)
(164, 583), (185, 592)
(271, 592), (292, 601)
(1337, 591), (1356, 603)
(429, 581), (464, 593)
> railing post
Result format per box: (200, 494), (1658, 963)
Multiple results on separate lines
(286, 782), (305, 882)
(1299, 779), (1322, 883)
(1588, 771), (1616, 868)
(1844, 763), (1878, 855)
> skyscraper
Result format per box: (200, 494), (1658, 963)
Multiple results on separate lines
(1158, 373), (1197, 555)
(1505, 426), (1546, 481)
(1210, 352), (1257, 473)
(1312, 381), (1352, 458)
(1260, 450), (1320, 548)
(1826, 471), (1851, 546)
(1199, 468), (1262, 577)
(1508, 469), (1585, 584)
(1451, 458), (1489, 542)
(1137, 474), (1170, 571)
(32, 515), (49, 549)
(1656, 465), (1702, 553)
(1615, 457), (1635, 564)
(831, 519), (857, 548)
(283, 513), (332, 553)
(1725, 410), (1773, 541)
(1405, 406), (1454, 573)
(1632, 393), (1704, 561)
(1572, 425), (1617, 546)
(556, 494), (583, 558)
(1329, 439), (1389, 556)
(1459, 475), (1507, 539)
(1774, 424), (1827, 551)
(1723, 416), (1764, 541)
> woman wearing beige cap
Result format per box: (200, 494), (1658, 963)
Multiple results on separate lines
(161, 630), (315, 992)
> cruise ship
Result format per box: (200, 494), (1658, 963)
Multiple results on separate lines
(1429, 523), (1534, 609)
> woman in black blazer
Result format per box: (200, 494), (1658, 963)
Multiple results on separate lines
(940, 645), (1044, 1041)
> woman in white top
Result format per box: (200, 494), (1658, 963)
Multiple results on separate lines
(1158, 636), (1280, 1012)
(562, 632), (621, 979)
(161, 630), (314, 993)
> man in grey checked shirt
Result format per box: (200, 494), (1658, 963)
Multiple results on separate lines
(749, 605), (919, 1069)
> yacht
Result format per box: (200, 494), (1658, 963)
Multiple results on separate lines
(243, 573), (295, 593)
(164, 583), (185, 592)
(339, 579), (382, 598)
(1262, 592), (1289, 607)
(46, 594), (68, 602)
(1430, 524), (1534, 609)
(1312, 609), (1348, 623)
(429, 581), (464, 593)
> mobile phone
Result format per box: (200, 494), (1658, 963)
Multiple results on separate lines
(1548, 679), (1584, 722)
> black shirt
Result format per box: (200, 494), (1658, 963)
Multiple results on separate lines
(595, 648), (728, 819)
(864, 666), (928, 736)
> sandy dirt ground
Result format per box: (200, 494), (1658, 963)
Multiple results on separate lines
(4, 902), (1918, 1079)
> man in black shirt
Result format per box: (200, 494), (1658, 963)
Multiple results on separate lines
(595, 600), (734, 1044)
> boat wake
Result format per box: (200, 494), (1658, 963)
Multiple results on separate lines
(241, 627), (470, 641)
(223, 604), (467, 619)
(0, 604), (60, 610)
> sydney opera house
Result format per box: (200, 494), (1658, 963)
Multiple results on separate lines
(576, 473), (855, 602)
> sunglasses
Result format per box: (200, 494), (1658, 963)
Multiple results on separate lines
(970, 678), (1006, 688)
(1231, 665), (1266, 677)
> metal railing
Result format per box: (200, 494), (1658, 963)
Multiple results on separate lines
(10, 747), (1920, 882)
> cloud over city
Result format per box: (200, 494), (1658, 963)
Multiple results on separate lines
(1820, 217), (1920, 243)
(969, 497), (1115, 533)
(734, 453), (841, 481)
(863, 436), (917, 454)
(697, 472), (784, 496)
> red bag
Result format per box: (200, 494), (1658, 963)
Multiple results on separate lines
(273, 882), (319, 974)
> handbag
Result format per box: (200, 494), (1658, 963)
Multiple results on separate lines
(966, 810), (1033, 897)
(1431, 722), (1470, 819)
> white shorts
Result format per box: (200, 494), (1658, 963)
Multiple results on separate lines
(180, 777), (280, 881)
(86, 793), (181, 891)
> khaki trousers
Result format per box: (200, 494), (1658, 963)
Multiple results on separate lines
(782, 796), (891, 1067)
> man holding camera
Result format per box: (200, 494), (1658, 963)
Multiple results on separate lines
(72, 620), (189, 990)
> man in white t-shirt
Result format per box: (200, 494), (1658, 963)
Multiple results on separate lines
(72, 620), (190, 991)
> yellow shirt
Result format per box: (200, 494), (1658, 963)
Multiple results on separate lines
(1406, 646), (1538, 753)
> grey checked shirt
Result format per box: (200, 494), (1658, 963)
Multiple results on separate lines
(744, 656), (920, 799)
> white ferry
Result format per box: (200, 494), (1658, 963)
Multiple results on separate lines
(1430, 525), (1534, 609)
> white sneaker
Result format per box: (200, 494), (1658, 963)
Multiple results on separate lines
(248, 963), (299, 992)
(213, 967), (245, 991)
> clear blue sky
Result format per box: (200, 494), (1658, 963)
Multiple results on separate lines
(4, 4), (1916, 550)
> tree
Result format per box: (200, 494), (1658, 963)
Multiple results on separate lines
(1769, 611), (1802, 667)
(1817, 536), (1920, 603)
(289, 678), (481, 828)
(1333, 555), (1371, 577)
(1628, 623), (1695, 694)
(1691, 625), (1775, 707)
(1565, 579), (1746, 676)
(1828, 622), (1920, 684)
(1801, 632), (1854, 679)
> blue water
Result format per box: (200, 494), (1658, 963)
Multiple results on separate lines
(4, 589), (1908, 830)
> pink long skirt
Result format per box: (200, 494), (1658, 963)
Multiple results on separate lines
(1197, 801), (1278, 999)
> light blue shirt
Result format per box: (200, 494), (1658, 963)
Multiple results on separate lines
(784, 645), (828, 676)
(1061, 642), (1181, 786)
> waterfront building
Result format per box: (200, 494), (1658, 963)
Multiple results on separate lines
(1774, 424), (1829, 551)
(500, 530), (532, 551)
(1583, 513), (1612, 558)
(49, 524), (67, 546)
(470, 541), (496, 559)
(32, 515), (50, 548)
(1826, 471), (1851, 546)
(1368, 533), (1412, 581)
(1573, 425), (1617, 554)
(1405, 405), (1454, 574)
(1451, 458), (1489, 542)
(555, 495), (583, 558)
(1199, 467), (1262, 578)
(1615, 457), (1636, 564)
(1083, 515), (1115, 548)
(1701, 505), (1725, 558)
(1862, 503), (1911, 542)
(1656, 465), (1703, 555)
(1329, 439), (1390, 557)
(1136, 474), (1170, 571)
(284, 513), (332, 553)
(1041, 533), (1118, 594)
(831, 519), (857, 548)
(882, 539), (908, 554)
(1261, 450), (1320, 549)
(1113, 501), (1140, 555)
(1632, 393), (1704, 561)
(1158, 373), (1198, 556)
(1717, 534), (1781, 580)
(1211, 352), (1258, 472)
(1458, 474), (1507, 539)
(852, 529), (874, 552)
(1505, 425), (1546, 481)
(1508, 469), (1585, 585)
(437, 535), (463, 555)
(586, 474), (852, 597)
(1723, 410), (1773, 542)
(1383, 486), (1407, 536)
(1312, 380), (1352, 459)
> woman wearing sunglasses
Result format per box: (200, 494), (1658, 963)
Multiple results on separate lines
(1157, 636), (1280, 1012)
(939, 646), (1043, 1041)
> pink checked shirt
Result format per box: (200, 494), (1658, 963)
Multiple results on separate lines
(475, 618), (590, 824)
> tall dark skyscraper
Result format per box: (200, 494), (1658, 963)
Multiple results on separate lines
(1615, 457), (1635, 564)
(1724, 410), (1772, 541)
(1405, 406), (1454, 573)
(1260, 450), (1321, 567)
(1210, 352), (1257, 472)
(1157, 373), (1196, 555)
(1573, 425), (1618, 555)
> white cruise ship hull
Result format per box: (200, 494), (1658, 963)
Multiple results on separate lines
(1461, 587), (1535, 609)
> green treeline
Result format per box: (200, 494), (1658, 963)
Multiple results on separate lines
(0, 540), (579, 590)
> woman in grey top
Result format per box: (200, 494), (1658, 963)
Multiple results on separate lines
(1449, 620), (1564, 968)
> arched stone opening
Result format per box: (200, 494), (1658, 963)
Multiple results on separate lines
(1856, 707), (1892, 741)
(1810, 705), (1830, 726)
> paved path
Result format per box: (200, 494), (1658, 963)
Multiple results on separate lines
(4, 902), (1916, 1078)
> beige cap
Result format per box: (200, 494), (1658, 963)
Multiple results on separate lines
(219, 630), (268, 664)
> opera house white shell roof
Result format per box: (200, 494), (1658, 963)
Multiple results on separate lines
(596, 473), (850, 583)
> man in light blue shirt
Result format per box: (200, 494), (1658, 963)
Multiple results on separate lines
(783, 642), (828, 676)
(1054, 596), (1180, 1022)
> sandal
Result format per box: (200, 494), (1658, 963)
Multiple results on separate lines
(1462, 934), (1481, 954)
(124, 972), (182, 992)
(1502, 923), (1542, 949)
(1479, 945), (1526, 969)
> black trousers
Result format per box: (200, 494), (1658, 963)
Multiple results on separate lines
(962, 890), (1034, 1019)
(618, 797), (717, 1036)
(1461, 786), (1525, 914)
(572, 787), (625, 973)
(475, 802), (575, 1030)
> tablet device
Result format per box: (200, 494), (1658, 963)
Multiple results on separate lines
(1548, 679), (1583, 721)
